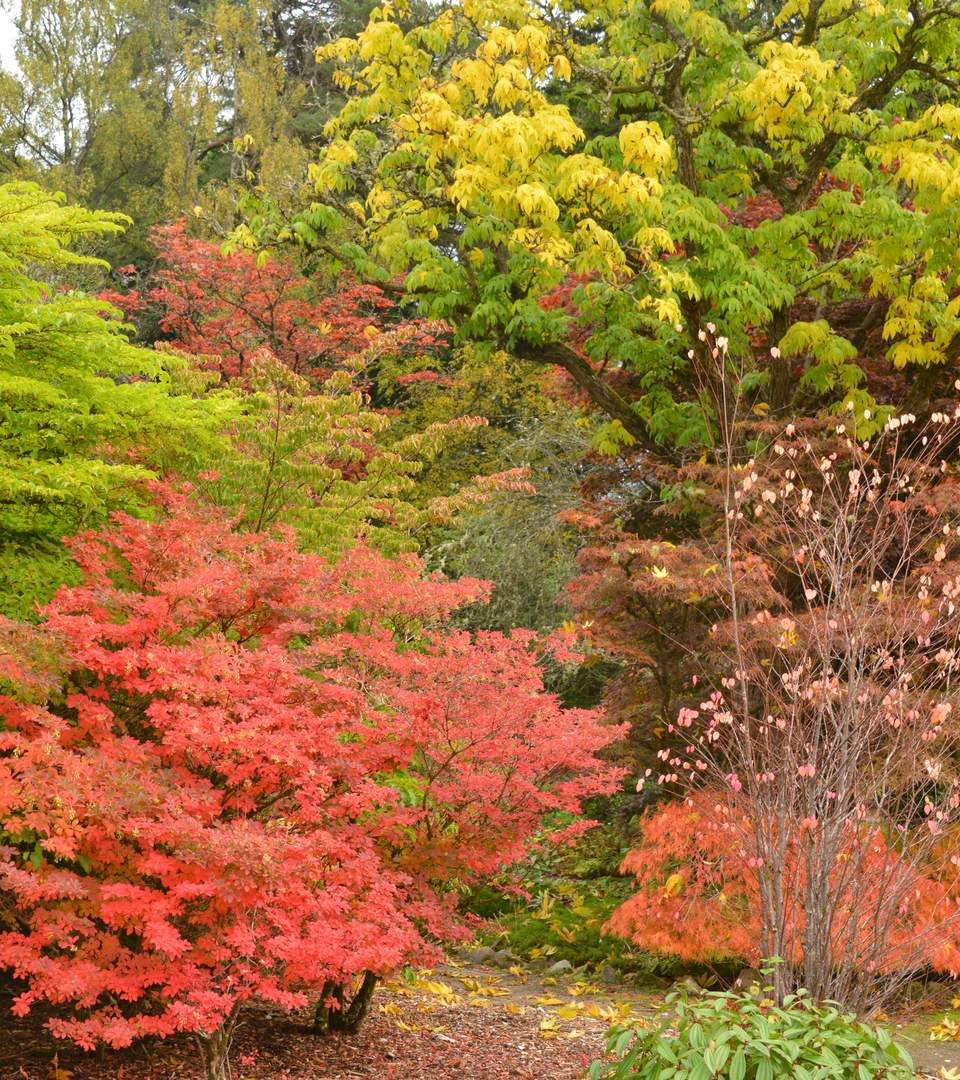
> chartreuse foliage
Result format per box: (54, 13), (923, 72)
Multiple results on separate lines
(0, 182), (233, 619)
(588, 984), (914, 1080)
(202, 356), (533, 555)
(300, 0), (960, 449)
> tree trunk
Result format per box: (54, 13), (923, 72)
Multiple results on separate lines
(766, 306), (796, 412)
(513, 342), (667, 459)
(313, 980), (344, 1035)
(339, 970), (378, 1031)
(313, 971), (379, 1035)
(197, 1018), (237, 1080)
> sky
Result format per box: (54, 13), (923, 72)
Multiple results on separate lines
(0, 7), (17, 73)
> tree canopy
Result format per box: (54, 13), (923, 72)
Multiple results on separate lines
(0, 181), (229, 618)
(301, 0), (960, 450)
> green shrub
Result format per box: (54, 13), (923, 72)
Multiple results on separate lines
(462, 821), (681, 981)
(588, 985), (914, 1080)
(476, 880), (678, 979)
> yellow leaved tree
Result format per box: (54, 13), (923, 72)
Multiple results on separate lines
(285, 0), (960, 453)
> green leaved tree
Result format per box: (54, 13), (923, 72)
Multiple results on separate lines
(0, 181), (231, 617)
(296, 0), (960, 454)
(200, 354), (534, 556)
(0, 0), (431, 259)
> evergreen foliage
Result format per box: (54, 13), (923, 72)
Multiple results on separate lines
(0, 181), (231, 618)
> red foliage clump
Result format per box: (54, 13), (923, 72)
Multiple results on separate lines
(607, 792), (960, 976)
(137, 222), (446, 381)
(605, 794), (759, 963)
(0, 489), (623, 1051)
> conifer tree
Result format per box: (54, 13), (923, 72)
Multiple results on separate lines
(0, 182), (230, 617)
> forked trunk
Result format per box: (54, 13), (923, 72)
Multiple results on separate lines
(313, 971), (379, 1034)
(197, 1016), (237, 1080)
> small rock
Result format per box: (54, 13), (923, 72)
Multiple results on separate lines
(466, 945), (496, 964)
(546, 959), (573, 976)
(731, 967), (764, 994)
(596, 964), (620, 985)
(672, 976), (704, 996)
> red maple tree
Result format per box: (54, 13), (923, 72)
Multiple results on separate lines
(127, 221), (445, 381)
(0, 488), (622, 1078)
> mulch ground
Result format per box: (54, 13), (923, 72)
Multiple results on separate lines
(0, 963), (652, 1080)
(0, 962), (957, 1078)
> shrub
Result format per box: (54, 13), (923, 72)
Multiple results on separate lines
(588, 984), (914, 1080)
(0, 490), (624, 1079)
(606, 387), (960, 1008)
(466, 824), (680, 981)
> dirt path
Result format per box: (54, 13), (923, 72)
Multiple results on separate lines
(910, 1040), (960, 1077)
(0, 962), (659, 1080)
(0, 963), (954, 1078)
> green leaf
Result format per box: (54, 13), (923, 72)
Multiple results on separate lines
(729, 1048), (746, 1080)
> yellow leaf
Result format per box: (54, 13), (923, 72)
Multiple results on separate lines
(931, 1017), (960, 1041)
(419, 979), (460, 1003)
(663, 872), (685, 897)
(619, 120), (672, 177)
